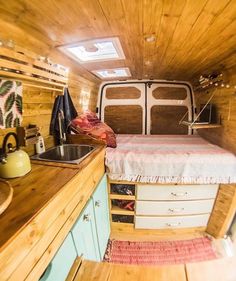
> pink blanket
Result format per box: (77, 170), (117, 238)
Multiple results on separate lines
(105, 135), (236, 184)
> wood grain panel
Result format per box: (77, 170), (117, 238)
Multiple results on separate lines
(152, 87), (187, 100)
(151, 105), (188, 135)
(206, 184), (236, 238)
(106, 87), (141, 99)
(104, 105), (143, 134)
(196, 73), (236, 154)
(0, 1), (234, 82)
(74, 260), (186, 281)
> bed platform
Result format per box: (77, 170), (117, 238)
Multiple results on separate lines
(105, 134), (236, 236)
(106, 134), (236, 184)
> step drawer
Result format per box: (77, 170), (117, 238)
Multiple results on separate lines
(136, 199), (215, 216)
(137, 184), (218, 201)
(135, 214), (210, 229)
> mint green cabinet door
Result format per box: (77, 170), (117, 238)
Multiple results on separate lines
(39, 232), (77, 281)
(92, 175), (110, 260)
(71, 199), (100, 261)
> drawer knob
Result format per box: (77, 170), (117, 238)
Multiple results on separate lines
(171, 192), (188, 197)
(168, 208), (184, 213)
(83, 214), (91, 222)
(95, 200), (101, 207)
(166, 222), (181, 227)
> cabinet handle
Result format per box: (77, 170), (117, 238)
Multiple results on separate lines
(83, 214), (91, 222)
(166, 222), (181, 227)
(168, 208), (184, 213)
(95, 200), (101, 207)
(171, 192), (188, 197)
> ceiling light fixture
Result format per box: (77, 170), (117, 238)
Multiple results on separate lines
(58, 37), (125, 63)
(144, 35), (156, 43)
(92, 67), (131, 79)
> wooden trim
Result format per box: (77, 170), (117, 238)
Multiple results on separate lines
(109, 194), (136, 200)
(206, 184), (236, 238)
(65, 256), (83, 281)
(111, 222), (206, 240)
(111, 206), (134, 216)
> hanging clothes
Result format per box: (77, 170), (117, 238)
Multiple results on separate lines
(50, 88), (77, 144)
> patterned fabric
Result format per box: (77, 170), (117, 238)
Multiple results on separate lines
(0, 80), (23, 129)
(106, 134), (236, 184)
(71, 110), (117, 148)
(104, 237), (217, 265)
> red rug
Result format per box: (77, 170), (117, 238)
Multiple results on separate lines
(104, 237), (217, 265)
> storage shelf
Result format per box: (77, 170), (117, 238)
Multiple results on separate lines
(180, 121), (221, 129)
(110, 194), (135, 200)
(111, 206), (134, 215)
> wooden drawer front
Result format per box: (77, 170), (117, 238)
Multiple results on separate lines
(135, 214), (210, 229)
(136, 199), (215, 216)
(137, 184), (219, 201)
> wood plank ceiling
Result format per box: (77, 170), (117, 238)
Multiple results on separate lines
(0, 0), (235, 83)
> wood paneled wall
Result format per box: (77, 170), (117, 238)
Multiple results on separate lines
(195, 72), (236, 154)
(0, 19), (100, 154)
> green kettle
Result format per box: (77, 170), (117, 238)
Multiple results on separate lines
(0, 132), (31, 178)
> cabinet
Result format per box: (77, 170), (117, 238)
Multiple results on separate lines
(71, 199), (100, 261)
(72, 175), (110, 261)
(92, 175), (110, 259)
(39, 233), (77, 281)
(40, 175), (110, 280)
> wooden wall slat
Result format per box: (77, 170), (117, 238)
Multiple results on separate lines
(151, 105), (188, 135)
(104, 105), (143, 134)
(106, 87), (141, 99)
(152, 87), (187, 100)
(207, 184), (236, 238)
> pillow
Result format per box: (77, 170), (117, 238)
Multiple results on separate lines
(71, 110), (117, 148)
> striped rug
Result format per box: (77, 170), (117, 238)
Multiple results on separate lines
(104, 237), (217, 265)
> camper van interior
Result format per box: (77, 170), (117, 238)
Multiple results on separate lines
(0, 1), (236, 280)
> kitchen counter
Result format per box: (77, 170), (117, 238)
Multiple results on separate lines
(0, 141), (106, 281)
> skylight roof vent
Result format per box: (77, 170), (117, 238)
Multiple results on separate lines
(58, 37), (125, 63)
(92, 67), (131, 79)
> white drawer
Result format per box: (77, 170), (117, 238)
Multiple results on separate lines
(137, 184), (219, 201)
(135, 214), (210, 229)
(136, 199), (215, 216)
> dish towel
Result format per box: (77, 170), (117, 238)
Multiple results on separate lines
(0, 80), (23, 129)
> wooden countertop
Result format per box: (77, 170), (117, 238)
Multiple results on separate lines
(0, 142), (106, 280)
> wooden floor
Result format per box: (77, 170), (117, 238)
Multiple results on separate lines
(74, 256), (236, 281)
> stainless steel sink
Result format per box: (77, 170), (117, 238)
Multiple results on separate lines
(31, 144), (95, 164)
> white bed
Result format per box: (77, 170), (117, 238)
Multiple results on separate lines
(105, 134), (236, 184)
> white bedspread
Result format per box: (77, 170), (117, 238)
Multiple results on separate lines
(105, 135), (236, 184)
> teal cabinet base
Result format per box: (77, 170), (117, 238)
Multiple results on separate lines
(39, 233), (77, 281)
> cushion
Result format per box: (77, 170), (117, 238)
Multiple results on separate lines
(71, 111), (117, 148)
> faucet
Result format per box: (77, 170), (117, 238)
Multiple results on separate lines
(58, 110), (66, 145)
(0, 132), (19, 164)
